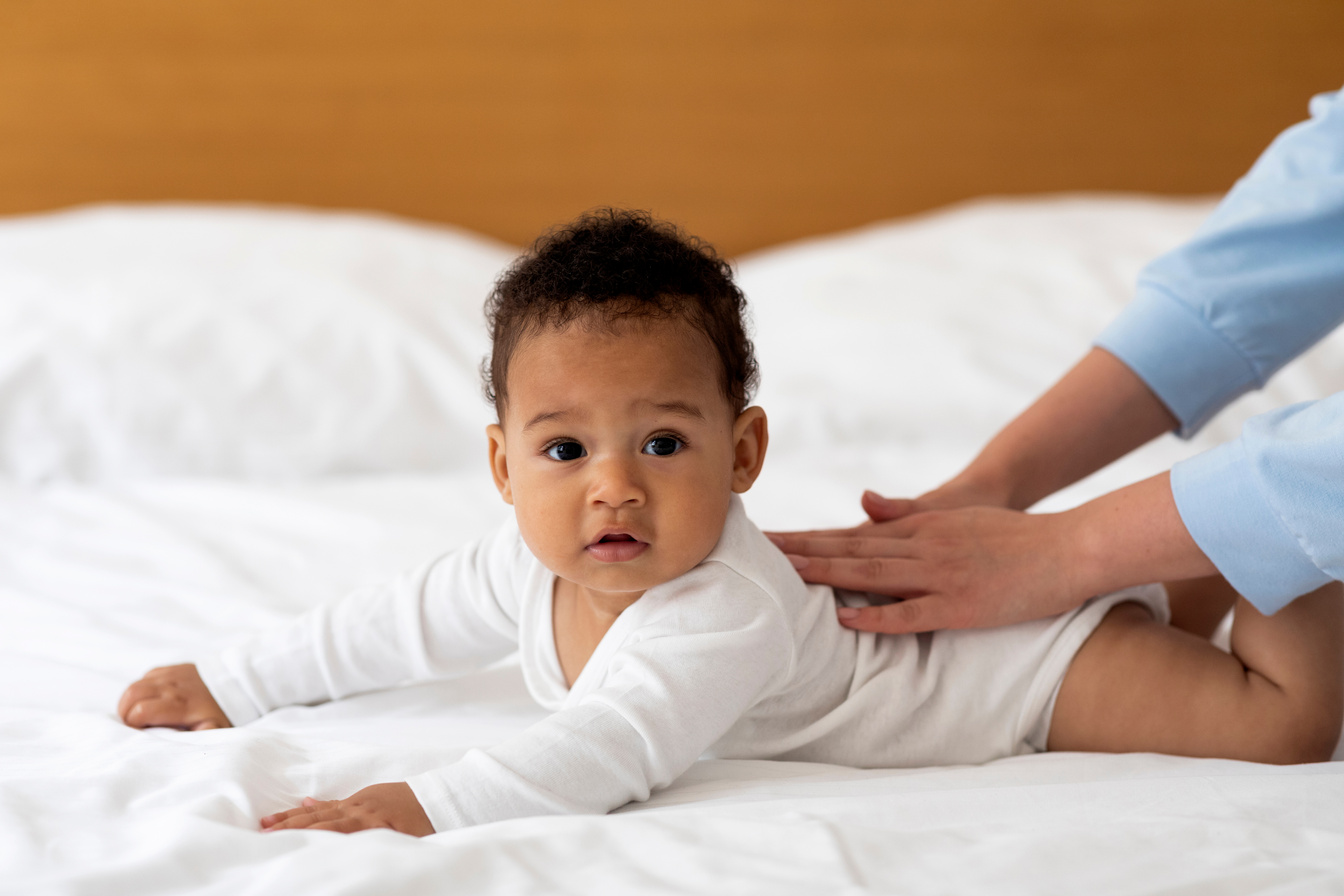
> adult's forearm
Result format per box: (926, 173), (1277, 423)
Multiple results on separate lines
(947, 347), (1178, 510)
(1067, 471), (1217, 596)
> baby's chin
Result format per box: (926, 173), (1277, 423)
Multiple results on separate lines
(558, 563), (690, 598)
(548, 549), (715, 600)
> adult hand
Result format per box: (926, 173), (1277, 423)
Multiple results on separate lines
(769, 473), (1214, 635)
(117, 663), (231, 731)
(260, 782), (435, 836)
(855, 479), (1014, 523)
(769, 503), (1086, 634)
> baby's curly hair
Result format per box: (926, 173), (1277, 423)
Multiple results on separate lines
(483, 208), (758, 415)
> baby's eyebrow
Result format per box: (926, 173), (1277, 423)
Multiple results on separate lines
(523, 401), (704, 432)
(522, 410), (572, 432)
(647, 401), (705, 420)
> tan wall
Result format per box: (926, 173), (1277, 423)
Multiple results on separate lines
(1, 1), (1340, 255)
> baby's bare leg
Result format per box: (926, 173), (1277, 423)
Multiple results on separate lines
(1049, 582), (1343, 763)
(1164, 574), (1238, 640)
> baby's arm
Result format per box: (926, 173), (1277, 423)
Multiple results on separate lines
(254, 595), (788, 837)
(386, 573), (789, 834)
(1049, 577), (1343, 763)
(116, 528), (524, 731)
(117, 664), (230, 731)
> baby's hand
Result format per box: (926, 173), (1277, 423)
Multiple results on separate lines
(260, 783), (435, 836)
(117, 664), (231, 731)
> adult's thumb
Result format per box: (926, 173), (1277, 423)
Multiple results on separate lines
(862, 490), (916, 523)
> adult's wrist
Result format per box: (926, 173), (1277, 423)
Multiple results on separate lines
(934, 462), (1020, 511)
(1056, 500), (1113, 601)
(951, 350), (1179, 514)
(1055, 472), (1218, 601)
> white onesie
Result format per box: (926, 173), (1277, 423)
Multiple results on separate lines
(198, 495), (1167, 832)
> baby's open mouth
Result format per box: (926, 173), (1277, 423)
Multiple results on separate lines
(587, 531), (648, 562)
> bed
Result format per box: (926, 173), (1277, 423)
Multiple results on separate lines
(3, 197), (1344, 894)
(4, 3), (1344, 894)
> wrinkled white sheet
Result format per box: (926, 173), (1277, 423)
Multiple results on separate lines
(3, 197), (1344, 895)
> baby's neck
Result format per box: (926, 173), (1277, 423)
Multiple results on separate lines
(551, 578), (643, 688)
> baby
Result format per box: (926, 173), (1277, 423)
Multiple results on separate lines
(119, 210), (1343, 837)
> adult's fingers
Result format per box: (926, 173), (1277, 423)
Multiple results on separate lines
(777, 534), (919, 561)
(766, 492), (927, 543)
(835, 596), (965, 634)
(764, 526), (866, 545)
(766, 523), (918, 558)
(861, 491), (921, 523)
(789, 555), (930, 595)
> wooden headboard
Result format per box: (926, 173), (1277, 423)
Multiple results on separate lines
(1, 1), (1340, 255)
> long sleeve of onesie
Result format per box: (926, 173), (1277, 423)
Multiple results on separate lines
(1092, 87), (1344, 613)
(198, 516), (794, 832)
(196, 523), (527, 726)
(405, 561), (793, 832)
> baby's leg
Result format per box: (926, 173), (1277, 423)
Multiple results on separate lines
(1049, 580), (1343, 763)
(1164, 574), (1237, 640)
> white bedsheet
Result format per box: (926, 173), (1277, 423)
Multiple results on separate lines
(3, 197), (1343, 894)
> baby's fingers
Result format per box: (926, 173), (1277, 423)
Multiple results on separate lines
(122, 696), (185, 729)
(116, 681), (161, 723)
(305, 818), (372, 834)
(261, 800), (333, 831)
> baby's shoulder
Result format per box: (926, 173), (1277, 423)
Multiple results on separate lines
(675, 497), (820, 617)
(719, 499), (816, 585)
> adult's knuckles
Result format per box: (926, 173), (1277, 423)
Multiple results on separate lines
(873, 600), (922, 631)
(861, 557), (893, 581)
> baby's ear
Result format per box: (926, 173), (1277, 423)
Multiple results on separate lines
(730, 407), (769, 493)
(487, 424), (514, 504)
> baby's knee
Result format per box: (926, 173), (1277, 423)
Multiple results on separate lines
(1268, 584), (1344, 763)
(1259, 690), (1342, 765)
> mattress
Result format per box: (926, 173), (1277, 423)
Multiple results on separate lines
(2, 197), (1342, 895)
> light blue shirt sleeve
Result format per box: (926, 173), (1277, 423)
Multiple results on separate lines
(1095, 87), (1344, 612)
(1096, 87), (1344, 436)
(1170, 399), (1342, 614)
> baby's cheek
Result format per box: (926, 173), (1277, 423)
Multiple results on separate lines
(515, 518), (566, 569)
(671, 498), (733, 569)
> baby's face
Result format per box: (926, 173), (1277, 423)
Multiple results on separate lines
(488, 316), (766, 604)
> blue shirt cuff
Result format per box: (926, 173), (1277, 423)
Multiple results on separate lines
(1171, 439), (1332, 614)
(1095, 286), (1261, 437)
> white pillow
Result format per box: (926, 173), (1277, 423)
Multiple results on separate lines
(0, 204), (517, 481)
(736, 195), (1344, 517)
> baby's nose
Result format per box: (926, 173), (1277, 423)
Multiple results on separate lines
(589, 456), (645, 506)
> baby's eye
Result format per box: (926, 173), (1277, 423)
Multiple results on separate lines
(545, 441), (586, 462)
(643, 436), (683, 457)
